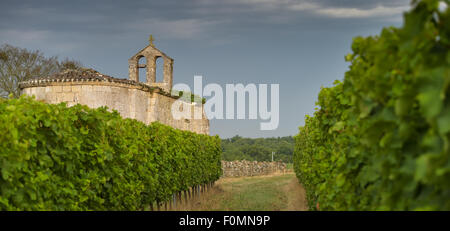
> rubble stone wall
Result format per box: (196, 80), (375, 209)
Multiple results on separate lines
(221, 160), (287, 177)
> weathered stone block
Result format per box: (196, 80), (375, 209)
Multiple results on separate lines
(72, 85), (81, 92)
(93, 86), (103, 92)
(62, 92), (74, 102)
(54, 86), (63, 93)
(63, 86), (72, 92)
(82, 85), (92, 91)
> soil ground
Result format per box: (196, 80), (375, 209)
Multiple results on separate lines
(171, 172), (308, 211)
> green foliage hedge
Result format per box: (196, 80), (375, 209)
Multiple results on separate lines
(222, 136), (294, 163)
(0, 96), (221, 210)
(294, 0), (450, 210)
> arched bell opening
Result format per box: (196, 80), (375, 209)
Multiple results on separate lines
(138, 56), (147, 83)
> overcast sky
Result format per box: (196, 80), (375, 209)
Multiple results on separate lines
(0, 0), (412, 138)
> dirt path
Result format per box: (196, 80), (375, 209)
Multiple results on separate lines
(172, 172), (308, 211)
(283, 175), (309, 211)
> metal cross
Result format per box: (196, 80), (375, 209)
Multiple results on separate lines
(149, 34), (155, 46)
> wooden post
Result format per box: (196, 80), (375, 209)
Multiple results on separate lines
(172, 193), (176, 209)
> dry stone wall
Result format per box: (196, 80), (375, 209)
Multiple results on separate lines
(221, 160), (286, 177)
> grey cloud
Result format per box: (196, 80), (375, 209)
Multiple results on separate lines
(0, 0), (411, 41)
(198, 0), (411, 18)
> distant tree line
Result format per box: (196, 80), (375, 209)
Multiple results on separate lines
(221, 136), (294, 163)
(0, 44), (83, 98)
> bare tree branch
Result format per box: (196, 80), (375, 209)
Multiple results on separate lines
(0, 44), (83, 98)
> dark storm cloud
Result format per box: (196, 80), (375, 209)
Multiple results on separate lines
(0, 0), (411, 41)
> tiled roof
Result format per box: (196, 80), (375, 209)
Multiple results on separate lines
(18, 68), (178, 98)
(26, 68), (137, 84)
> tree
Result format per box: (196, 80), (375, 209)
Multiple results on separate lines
(221, 135), (295, 163)
(0, 44), (83, 98)
(58, 57), (83, 71)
